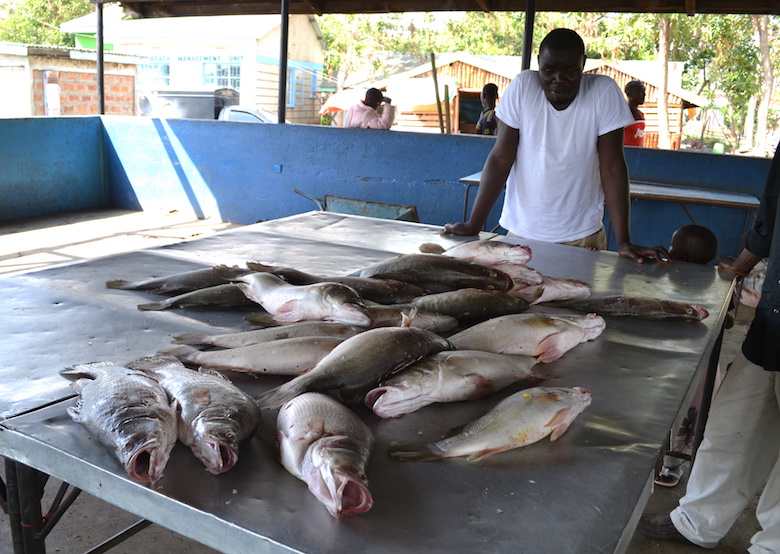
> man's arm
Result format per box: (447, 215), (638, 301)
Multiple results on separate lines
(443, 120), (518, 235)
(598, 128), (669, 262)
(363, 104), (395, 130)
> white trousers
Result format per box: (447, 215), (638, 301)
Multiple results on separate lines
(671, 351), (780, 552)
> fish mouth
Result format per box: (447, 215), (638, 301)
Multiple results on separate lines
(127, 438), (169, 483)
(364, 388), (387, 410)
(693, 305), (709, 321)
(199, 440), (239, 474)
(335, 472), (373, 516)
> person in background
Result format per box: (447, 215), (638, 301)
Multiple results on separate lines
(638, 141), (780, 552)
(623, 80), (646, 147)
(655, 224), (719, 488)
(344, 88), (395, 130)
(444, 28), (667, 263)
(475, 83), (499, 136)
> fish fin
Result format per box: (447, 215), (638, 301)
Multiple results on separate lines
(418, 242), (446, 254)
(528, 286), (544, 303)
(547, 408), (574, 441)
(532, 392), (561, 404)
(171, 332), (210, 345)
(156, 345), (200, 365)
(442, 423), (468, 439)
(198, 367), (229, 381)
(388, 441), (442, 462)
(244, 313), (278, 326)
(400, 306), (418, 328)
(466, 446), (513, 463)
(532, 334), (565, 363)
(246, 261), (274, 272)
(464, 373), (498, 397)
(105, 279), (133, 289)
(255, 382), (303, 410)
(137, 300), (169, 311)
(212, 265), (253, 281)
(273, 301), (301, 323)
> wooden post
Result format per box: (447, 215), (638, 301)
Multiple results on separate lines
(430, 53), (444, 133)
(444, 84), (451, 133)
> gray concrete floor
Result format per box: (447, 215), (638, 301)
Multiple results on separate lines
(0, 209), (761, 553)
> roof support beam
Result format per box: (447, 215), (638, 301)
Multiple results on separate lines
(521, 0), (536, 70)
(685, 0), (697, 14)
(277, 0), (289, 123)
(97, 1), (105, 114)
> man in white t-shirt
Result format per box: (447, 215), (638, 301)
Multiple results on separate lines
(444, 28), (667, 263)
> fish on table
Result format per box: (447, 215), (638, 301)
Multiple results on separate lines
(448, 313), (606, 363)
(349, 253), (513, 293)
(129, 356), (261, 475)
(256, 326), (454, 409)
(137, 283), (253, 311)
(106, 266), (229, 295)
(172, 321), (366, 349)
(214, 266), (372, 326)
(420, 239), (533, 267)
(365, 350), (545, 418)
(389, 386), (592, 462)
(549, 295), (710, 322)
(364, 304), (459, 333)
(409, 288), (532, 320)
(275, 392), (374, 517)
(159, 337), (347, 376)
(513, 276), (592, 304)
(60, 361), (178, 484)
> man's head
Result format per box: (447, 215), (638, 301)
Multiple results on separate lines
(537, 28), (586, 110)
(481, 83), (498, 109)
(625, 80), (646, 106)
(669, 224), (718, 264)
(363, 88), (385, 110)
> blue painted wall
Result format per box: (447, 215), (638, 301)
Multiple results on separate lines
(0, 116), (773, 259)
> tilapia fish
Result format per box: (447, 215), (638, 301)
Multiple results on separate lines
(129, 356), (260, 475)
(246, 262), (427, 304)
(441, 240), (533, 267)
(366, 351), (544, 418)
(349, 253), (513, 293)
(137, 283), (252, 311)
(275, 392), (374, 517)
(215, 266), (372, 326)
(106, 267), (228, 295)
(513, 276), (592, 304)
(60, 361), (177, 483)
(173, 321), (365, 349)
(389, 386), (592, 462)
(550, 295), (709, 322)
(160, 337), (346, 376)
(410, 288), (531, 320)
(256, 327), (454, 409)
(449, 313), (606, 363)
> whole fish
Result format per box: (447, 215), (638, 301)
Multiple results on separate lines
(106, 267), (228, 295)
(389, 386), (592, 462)
(214, 266), (372, 326)
(246, 262), (428, 304)
(449, 313), (606, 363)
(275, 392), (374, 517)
(128, 356), (260, 474)
(60, 361), (177, 484)
(513, 276), (592, 304)
(159, 337), (346, 375)
(366, 304), (459, 333)
(550, 295), (709, 322)
(173, 321), (365, 348)
(365, 351), (545, 418)
(441, 240), (533, 266)
(137, 283), (252, 311)
(256, 327), (454, 409)
(409, 288), (531, 320)
(349, 253), (513, 293)
(493, 263), (545, 289)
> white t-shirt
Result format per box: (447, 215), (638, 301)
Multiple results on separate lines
(495, 71), (634, 242)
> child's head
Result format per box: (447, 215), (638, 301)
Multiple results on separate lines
(669, 224), (718, 264)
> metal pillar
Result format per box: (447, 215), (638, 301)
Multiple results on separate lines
(521, 0), (536, 70)
(277, 0), (289, 123)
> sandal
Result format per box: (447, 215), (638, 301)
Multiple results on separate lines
(654, 465), (683, 487)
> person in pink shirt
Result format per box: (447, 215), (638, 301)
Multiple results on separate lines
(344, 88), (395, 130)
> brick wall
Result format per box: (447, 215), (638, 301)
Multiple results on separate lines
(32, 70), (136, 116)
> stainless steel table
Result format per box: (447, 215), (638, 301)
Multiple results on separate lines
(0, 211), (734, 553)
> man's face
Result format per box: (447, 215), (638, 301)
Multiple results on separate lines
(538, 47), (585, 110)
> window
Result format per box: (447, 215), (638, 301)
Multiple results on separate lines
(139, 63), (170, 88)
(204, 63), (241, 91)
(286, 67), (306, 108)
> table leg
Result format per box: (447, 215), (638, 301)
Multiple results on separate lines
(5, 460), (47, 554)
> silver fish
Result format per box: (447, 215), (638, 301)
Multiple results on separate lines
(275, 392), (374, 518)
(106, 267), (228, 295)
(365, 350), (544, 418)
(137, 283), (252, 311)
(389, 386), (592, 462)
(129, 356), (260, 475)
(441, 240), (533, 267)
(409, 288), (531, 320)
(513, 276), (592, 304)
(449, 313), (606, 363)
(256, 327), (454, 409)
(172, 321), (365, 349)
(60, 361), (177, 484)
(365, 304), (459, 333)
(159, 337), (346, 376)
(349, 253), (513, 293)
(214, 266), (372, 326)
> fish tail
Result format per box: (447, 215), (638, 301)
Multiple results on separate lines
(388, 441), (443, 462)
(105, 279), (134, 289)
(212, 264), (254, 281)
(255, 382), (305, 410)
(171, 332), (210, 345)
(156, 345), (200, 364)
(137, 300), (170, 311)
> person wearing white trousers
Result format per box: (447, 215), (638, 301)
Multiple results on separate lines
(638, 140), (780, 551)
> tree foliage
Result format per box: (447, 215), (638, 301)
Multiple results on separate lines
(0, 0), (93, 47)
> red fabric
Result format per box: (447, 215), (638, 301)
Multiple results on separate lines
(624, 120), (646, 146)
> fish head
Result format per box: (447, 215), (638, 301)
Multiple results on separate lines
(189, 406), (259, 474)
(691, 304), (709, 321)
(571, 386), (593, 407)
(574, 314), (607, 339)
(302, 436), (373, 517)
(115, 416), (177, 483)
(319, 284), (373, 326)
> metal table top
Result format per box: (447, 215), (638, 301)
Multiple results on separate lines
(0, 211), (734, 553)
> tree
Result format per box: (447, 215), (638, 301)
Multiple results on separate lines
(0, 0), (93, 47)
